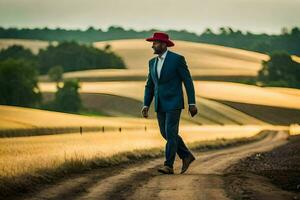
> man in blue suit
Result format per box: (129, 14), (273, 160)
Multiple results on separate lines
(141, 32), (198, 174)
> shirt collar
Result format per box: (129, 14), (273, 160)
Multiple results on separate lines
(158, 49), (168, 60)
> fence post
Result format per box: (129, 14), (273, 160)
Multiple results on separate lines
(80, 126), (82, 135)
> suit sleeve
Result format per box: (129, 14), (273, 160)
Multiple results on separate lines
(143, 63), (155, 107)
(177, 55), (196, 105)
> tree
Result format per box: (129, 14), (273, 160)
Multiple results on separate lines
(0, 45), (37, 62)
(48, 65), (63, 87)
(218, 27), (228, 35)
(54, 79), (82, 113)
(0, 59), (41, 107)
(250, 41), (271, 54)
(291, 27), (300, 36)
(258, 52), (300, 88)
(104, 44), (112, 52)
(38, 41), (126, 74)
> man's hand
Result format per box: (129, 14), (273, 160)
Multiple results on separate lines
(189, 105), (198, 117)
(141, 106), (149, 118)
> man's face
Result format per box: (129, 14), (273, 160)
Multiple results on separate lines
(152, 40), (167, 54)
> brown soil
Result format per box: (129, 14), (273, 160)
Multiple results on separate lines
(224, 134), (300, 200)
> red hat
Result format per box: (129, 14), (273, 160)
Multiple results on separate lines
(145, 32), (175, 47)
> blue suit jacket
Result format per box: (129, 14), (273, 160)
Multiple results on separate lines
(143, 50), (196, 112)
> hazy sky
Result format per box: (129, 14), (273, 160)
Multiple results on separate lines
(0, 0), (299, 34)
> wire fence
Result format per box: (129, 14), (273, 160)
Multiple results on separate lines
(0, 125), (150, 138)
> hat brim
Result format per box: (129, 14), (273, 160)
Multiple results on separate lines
(146, 37), (175, 47)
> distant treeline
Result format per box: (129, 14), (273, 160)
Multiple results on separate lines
(1, 26), (300, 56)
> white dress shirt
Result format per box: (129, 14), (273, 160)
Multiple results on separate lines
(156, 49), (168, 79)
(143, 49), (195, 108)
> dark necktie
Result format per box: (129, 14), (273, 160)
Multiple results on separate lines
(155, 57), (159, 79)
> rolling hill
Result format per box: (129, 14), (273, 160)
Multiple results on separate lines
(0, 105), (157, 137)
(2, 38), (299, 81)
(53, 39), (268, 81)
(39, 81), (269, 126)
(2, 38), (300, 127)
(0, 38), (269, 81)
(43, 39), (300, 81)
(93, 39), (268, 71)
(39, 81), (300, 125)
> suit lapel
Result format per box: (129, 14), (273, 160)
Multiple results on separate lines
(151, 57), (158, 83)
(158, 50), (169, 82)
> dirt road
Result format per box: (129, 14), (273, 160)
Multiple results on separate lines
(24, 130), (288, 200)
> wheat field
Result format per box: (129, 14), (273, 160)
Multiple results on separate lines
(265, 87), (300, 97)
(193, 81), (300, 110)
(0, 105), (157, 131)
(0, 124), (278, 178)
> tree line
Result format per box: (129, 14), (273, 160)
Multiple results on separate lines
(1, 26), (299, 56)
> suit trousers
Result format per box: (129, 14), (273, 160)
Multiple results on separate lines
(156, 109), (192, 168)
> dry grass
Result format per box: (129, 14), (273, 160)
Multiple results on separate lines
(0, 105), (156, 128)
(0, 105), (158, 137)
(265, 87), (300, 97)
(291, 55), (300, 63)
(0, 125), (275, 179)
(289, 124), (300, 135)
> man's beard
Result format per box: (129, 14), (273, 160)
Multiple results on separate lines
(153, 49), (162, 54)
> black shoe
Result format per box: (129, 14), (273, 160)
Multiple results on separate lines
(180, 154), (195, 174)
(157, 165), (174, 174)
